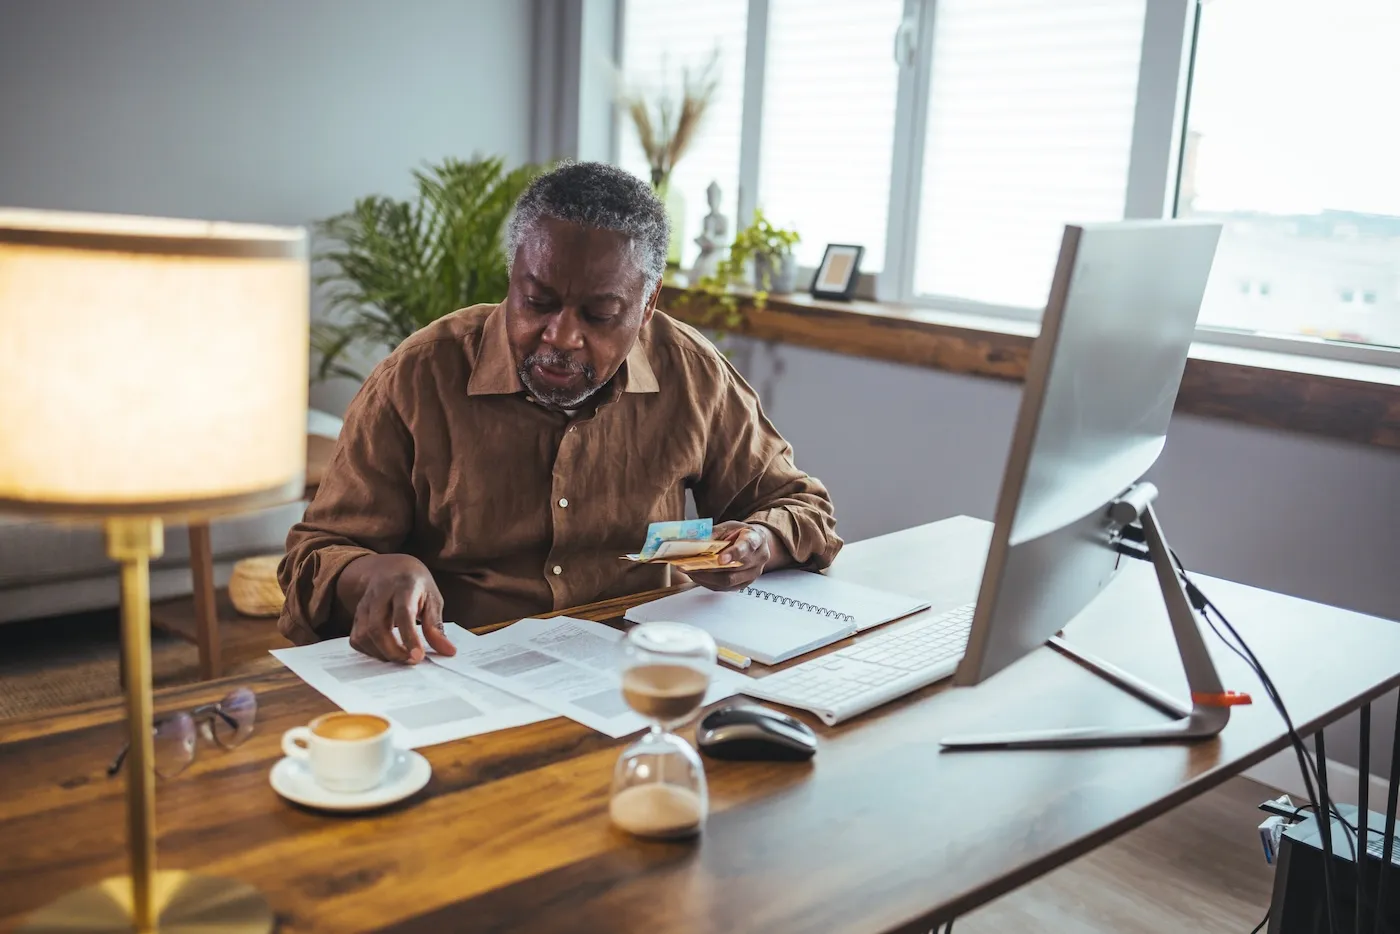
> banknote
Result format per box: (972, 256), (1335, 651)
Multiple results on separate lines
(666, 552), (742, 572)
(637, 518), (713, 560)
(651, 540), (727, 560)
(621, 518), (741, 570)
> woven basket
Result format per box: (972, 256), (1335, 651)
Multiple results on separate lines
(228, 554), (286, 617)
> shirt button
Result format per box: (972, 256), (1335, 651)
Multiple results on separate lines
(558, 497), (569, 508)
(552, 565), (563, 576)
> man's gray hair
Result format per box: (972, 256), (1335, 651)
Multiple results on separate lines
(505, 161), (670, 294)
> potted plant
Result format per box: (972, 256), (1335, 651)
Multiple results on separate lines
(312, 155), (543, 383)
(675, 209), (801, 345)
(737, 210), (801, 295)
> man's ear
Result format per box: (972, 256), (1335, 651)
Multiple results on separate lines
(642, 280), (662, 324)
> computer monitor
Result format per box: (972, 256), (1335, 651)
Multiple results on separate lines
(942, 219), (1235, 751)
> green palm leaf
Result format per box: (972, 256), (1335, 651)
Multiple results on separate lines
(312, 155), (546, 383)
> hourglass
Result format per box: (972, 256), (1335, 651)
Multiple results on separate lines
(609, 622), (716, 839)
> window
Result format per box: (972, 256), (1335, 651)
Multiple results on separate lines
(756, 0), (903, 271)
(618, 0), (748, 269)
(617, 0), (1400, 360)
(913, 0), (1146, 308)
(1180, 0), (1400, 348)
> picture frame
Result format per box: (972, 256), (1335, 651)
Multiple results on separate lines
(810, 244), (864, 301)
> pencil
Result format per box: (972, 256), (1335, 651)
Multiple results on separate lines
(717, 646), (751, 670)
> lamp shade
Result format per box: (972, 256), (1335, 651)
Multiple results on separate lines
(0, 208), (309, 518)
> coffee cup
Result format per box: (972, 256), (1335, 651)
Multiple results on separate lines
(281, 712), (394, 793)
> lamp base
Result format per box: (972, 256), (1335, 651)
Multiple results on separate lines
(19, 871), (273, 933)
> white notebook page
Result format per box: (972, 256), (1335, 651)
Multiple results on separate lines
(625, 570), (929, 665)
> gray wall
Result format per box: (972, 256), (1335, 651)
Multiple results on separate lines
(735, 337), (1400, 776)
(0, 0), (534, 414)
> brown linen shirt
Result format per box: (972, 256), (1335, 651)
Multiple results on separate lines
(278, 303), (841, 643)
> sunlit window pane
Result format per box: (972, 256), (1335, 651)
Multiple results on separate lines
(757, 0), (903, 271)
(913, 0), (1145, 308)
(1181, 0), (1400, 348)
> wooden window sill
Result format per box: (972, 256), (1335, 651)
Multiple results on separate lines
(659, 284), (1400, 451)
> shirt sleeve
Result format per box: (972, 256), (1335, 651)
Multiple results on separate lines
(277, 367), (416, 644)
(692, 355), (842, 570)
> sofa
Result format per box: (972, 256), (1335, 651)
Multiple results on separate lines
(0, 504), (306, 625)
(0, 410), (342, 626)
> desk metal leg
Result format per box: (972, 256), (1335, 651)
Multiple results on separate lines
(1359, 703), (1370, 933)
(187, 523), (221, 680)
(1375, 694), (1400, 934)
(1318, 730), (1340, 934)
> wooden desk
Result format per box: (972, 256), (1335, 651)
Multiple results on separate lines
(5, 517), (1400, 933)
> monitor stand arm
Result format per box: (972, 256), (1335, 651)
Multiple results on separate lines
(940, 483), (1250, 751)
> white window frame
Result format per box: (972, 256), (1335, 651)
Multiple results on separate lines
(616, 0), (1400, 368)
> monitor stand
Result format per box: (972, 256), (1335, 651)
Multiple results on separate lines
(940, 483), (1251, 751)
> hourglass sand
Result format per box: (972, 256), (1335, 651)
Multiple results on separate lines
(609, 622), (717, 839)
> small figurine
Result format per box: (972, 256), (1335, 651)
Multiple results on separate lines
(691, 181), (728, 281)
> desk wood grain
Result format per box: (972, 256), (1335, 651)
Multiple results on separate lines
(3, 518), (1399, 933)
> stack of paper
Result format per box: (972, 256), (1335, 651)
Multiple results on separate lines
(271, 624), (552, 748)
(273, 617), (744, 744)
(429, 617), (743, 738)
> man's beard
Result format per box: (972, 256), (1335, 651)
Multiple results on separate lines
(518, 348), (601, 409)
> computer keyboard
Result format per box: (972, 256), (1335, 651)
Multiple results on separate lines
(744, 602), (975, 725)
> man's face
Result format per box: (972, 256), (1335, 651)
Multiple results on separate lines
(505, 217), (660, 409)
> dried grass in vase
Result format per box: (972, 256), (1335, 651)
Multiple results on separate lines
(624, 48), (721, 189)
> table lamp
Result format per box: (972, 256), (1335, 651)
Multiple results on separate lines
(0, 208), (308, 933)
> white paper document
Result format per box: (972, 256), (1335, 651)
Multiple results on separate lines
(271, 624), (554, 748)
(429, 616), (744, 738)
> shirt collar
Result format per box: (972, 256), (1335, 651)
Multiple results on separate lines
(466, 303), (660, 397)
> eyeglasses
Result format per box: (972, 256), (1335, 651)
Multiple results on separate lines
(107, 687), (257, 779)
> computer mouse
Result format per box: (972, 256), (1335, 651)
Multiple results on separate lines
(696, 704), (818, 761)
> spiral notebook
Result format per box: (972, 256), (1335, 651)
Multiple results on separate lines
(624, 570), (930, 665)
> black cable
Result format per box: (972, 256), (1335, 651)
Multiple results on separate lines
(1170, 549), (1352, 934)
(1173, 550), (1356, 853)
(1249, 912), (1269, 934)
(1292, 804), (1362, 837)
(1200, 597), (1357, 857)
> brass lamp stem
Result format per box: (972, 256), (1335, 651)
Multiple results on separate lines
(106, 517), (164, 933)
(21, 514), (272, 933)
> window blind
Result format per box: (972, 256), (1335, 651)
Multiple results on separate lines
(758, 0), (904, 271)
(913, 0), (1146, 308)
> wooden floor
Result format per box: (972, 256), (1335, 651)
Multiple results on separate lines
(0, 598), (288, 718)
(954, 774), (1274, 932)
(0, 610), (1277, 932)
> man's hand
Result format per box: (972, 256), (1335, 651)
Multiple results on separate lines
(686, 522), (779, 593)
(338, 554), (456, 663)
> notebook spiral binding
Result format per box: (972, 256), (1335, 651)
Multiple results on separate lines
(738, 586), (857, 623)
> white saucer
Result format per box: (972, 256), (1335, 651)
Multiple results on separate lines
(270, 751), (431, 812)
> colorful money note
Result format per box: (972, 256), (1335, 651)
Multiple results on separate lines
(637, 518), (712, 560)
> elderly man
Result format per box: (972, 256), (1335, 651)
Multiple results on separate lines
(279, 162), (841, 661)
